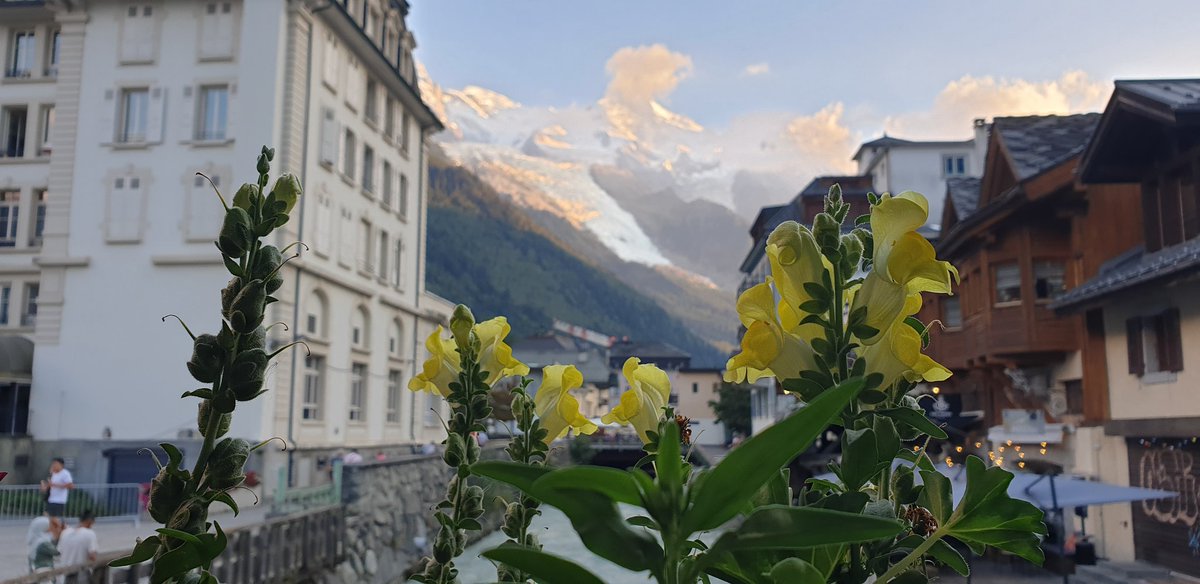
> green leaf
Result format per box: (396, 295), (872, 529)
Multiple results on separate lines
(877, 407), (948, 440)
(534, 466), (642, 506)
(160, 443), (184, 468)
(769, 558), (824, 584)
(928, 538), (969, 576)
(918, 468), (953, 525)
(211, 491), (239, 516)
(472, 461), (554, 497)
(802, 282), (830, 301)
(150, 543), (205, 584)
(873, 416), (901, 464)
(656, 416), (683, 492)
(799, 299), (827, 314)
(683, 378), (864, 533)
(941, 456), (1047, 564)
(626, 515), (659, 530)
(108, 535), (161, 567)
(482, 546), (605, 584)
(859, 389), (888, 404)
(709, 505), (903, 552)
(155, 528), (202, 545)
(890, 570), (929, 584)
(904, 316), (930, 349)
(526, 484), (664, 574)
(840, 428), (882, 491)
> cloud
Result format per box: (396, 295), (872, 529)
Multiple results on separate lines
(604, 44), (694, 105)
(883, 71), (1110, 139)
(742, 62), (770, 77)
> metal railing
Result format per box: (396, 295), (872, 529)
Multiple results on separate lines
(270, 460), (342, 516)
(0, 483), (143, 526)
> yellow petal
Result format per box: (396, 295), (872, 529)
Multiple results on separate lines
(871, 191), (930, 273)
(407, 326), (459, 397)
(766, 222), (827, 338)
(735, 281), (777, 328)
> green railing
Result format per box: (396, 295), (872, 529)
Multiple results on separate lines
(270, 460), (342, 516)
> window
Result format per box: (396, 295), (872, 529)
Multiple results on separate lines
(0, 383), (30, 435)
(22, 283), (37, 327)
(386, 370), (401, 423)
(352, 307), (369, 348)
(993, 263), (1021, 305)
(342, 130), (357, 178)
(1033, 261), (1066, 300)
(186, 174), (225, 240)
(1127, 309), (1184, 376)
(38, 106), (54, 156)
(30, 190), (46, 246)
(349, 363), (366, 422)
(319, 107), (338, 167)
(400, 111), (412, 155)
(1, 107), (27, 158)
(357, 219), (372, 274)
(384, 97), (396, 138)
(382, 161), (394, 206)
(362, 146), (375, 193)
(390, 320), (403, 357)
(337, 207), (354, 267)
(305, 292), (326, 337)
(398, 173), (409, 218)
(48, 30), (60, 75)
(199, 2), (237, 61)
(107, 175), (145, 242)
(120, 4), (157, 63)
(377, 231), (390, 280)
(364, 79), (379, 124)
(943, 296), (962, 329)
(0, 285), (10, 325)
(8, 31), (34, 78)
(943, 155), (966, 177)
(0, 191), (19, 247)
(392, 240), (404, 288)
(197, 86), (229, 141)
(302, 355), (324, 420)
(120, 89), (150, 143)
(322, 33), (339, 88)
(691, 382), (698, 394)
(313, 195), (333, 256)
(1064, 380), (1084, 416)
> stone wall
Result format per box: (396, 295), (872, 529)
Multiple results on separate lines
(321, 442), (534, 584)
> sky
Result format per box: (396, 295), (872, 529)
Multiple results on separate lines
(411, 0), (1200, 142)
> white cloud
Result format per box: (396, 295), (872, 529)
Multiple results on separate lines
(742, 62), (770, 77)
(883, 71), (1110, 139)
(604, 44), (694, 105)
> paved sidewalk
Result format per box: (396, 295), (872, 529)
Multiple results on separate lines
(0, 504), (271, 581)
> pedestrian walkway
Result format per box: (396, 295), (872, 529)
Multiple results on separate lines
(0, 504), (271, 581)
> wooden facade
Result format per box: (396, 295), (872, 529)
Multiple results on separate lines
(923, 120), (1141, 426)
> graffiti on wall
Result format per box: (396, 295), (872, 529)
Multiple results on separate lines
(1130, 440), (1200, 569)
(1138, 447), (1199, 527)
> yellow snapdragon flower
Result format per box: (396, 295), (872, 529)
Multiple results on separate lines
(766, 221), (828, 340)
(408, 317), (529, 397)
(861, 294), (952, 389)
(534, 364), (598, 444)
(725, 281), (818, 384)
(602, 357), (671, 443)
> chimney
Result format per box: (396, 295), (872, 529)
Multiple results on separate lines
(972, 118), (990, 175)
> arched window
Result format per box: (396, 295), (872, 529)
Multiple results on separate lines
(389, 318), (404, 357)
(305, 290), (328, 338)
(351, 305), (370, 349)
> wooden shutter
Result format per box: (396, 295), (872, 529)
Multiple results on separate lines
(1127, 317), (1145, 376)
(1162, 308), (1184, 373)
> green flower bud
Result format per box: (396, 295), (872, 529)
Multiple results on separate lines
(449, 305), (475, 350)
(272, 174), (302, 215)
(228, 348), (269, 401)
(147, 468), (187, 524)
(197, 401), (231, 439)
(219, 278), (241, 318)
(243, 326), (267, 351)
(813, 212), (840, 253)
(433, 525), (455, 564)
(443, 433), (465, 467)
(186, 334), (224, 383)
(217, 207), (254, 258)
(227, 279), (267, 334)
(256, 153), (270, 176)
(165, 502), (207, 549)
(250, 245), (284, 294)
(231, 183), (259, 212)
(205, 438), (249, 490)
(840, 233), (864, 275)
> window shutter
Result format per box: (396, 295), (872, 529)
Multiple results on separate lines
(1162, 308), (1184, 372)
(1126, 317), (1145, 376)
(100, 89), (116, 142)
(315, 197), (332, 256)
(338, 208), (355, 266)
(224, 83), (236, 140)
(187, 173), (224, 240)
(319, 108), (338, 166)
(147, 86), (165, 142)
(179, 85), (196, 140)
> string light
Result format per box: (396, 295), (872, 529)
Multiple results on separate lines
(998, 446), (1006, 453)
(1040, 448), (1047, 455)
(955, 446), (963, 453)
(1040, 442), (1048, 448)
(1006, 440), (1013, 446)
(932, 386), (941, 395)
(975, 442), (983, 448)
(1018, 452), (1026, 459)
(1018, 461), (1026, 469)
(1014, 445), (1021, 452)
(1137, 438), (1199, 449)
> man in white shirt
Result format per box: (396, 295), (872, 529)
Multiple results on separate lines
(58, 510), (99, 582)
(40, 457), (73, 518)
(342, 449), (364, 464)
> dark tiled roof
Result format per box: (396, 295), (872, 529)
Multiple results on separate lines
(995, 114), (1100, 181)
(511, 333), (613, 385)
(799, 175), (874, 198)
(1053, 239), (1200, 310)
(1116, 79), (1200, 113)
(945, 177), (981, 221)
(610, 340), (691, 362)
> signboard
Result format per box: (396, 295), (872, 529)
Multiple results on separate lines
(1126, 438), (1200, 577)
(922, 394), (962, 421)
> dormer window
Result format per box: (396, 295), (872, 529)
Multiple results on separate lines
(943, 155), (967, 177)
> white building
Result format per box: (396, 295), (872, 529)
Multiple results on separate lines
(0, 0), (451, 490)
(851, 119), (990, 231)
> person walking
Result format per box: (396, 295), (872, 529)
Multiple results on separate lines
(26, 515), (62, 574)
(58, 510), (99, 583)
(40, 458), (74, 519)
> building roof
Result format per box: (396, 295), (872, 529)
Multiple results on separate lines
(994, 114), (1100, 181)
(740, 175), (874, 273)
(609, 340), (691, 364)
(1080, 79), (1200, 183)
(510, 333), (612, 386)
(851, 135), (974, 162)
(945, 177), (982, 221)
(799, 175), (874, 199)
(1053, 239), (1200, 311)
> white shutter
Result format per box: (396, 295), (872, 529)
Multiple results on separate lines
(314, 196), (333, 256)
(187, 174), (224, 241)
(100, 89), (116, 143)
(224, 83), (237, 141)
(179, 85), (196, 141)
(120, 6), (139, 62)
(319, 108), (337, 166)
(137, 6), (155, 62)
(337, 208), (354, 266)
(107, 176), (144, 242)
(147, 86), (165, 143)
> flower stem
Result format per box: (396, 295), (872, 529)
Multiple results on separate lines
(877, 527), (946, 582)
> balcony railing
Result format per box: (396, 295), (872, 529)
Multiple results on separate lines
(4, 67), (32, 79)
(20, 313), (35, 327)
